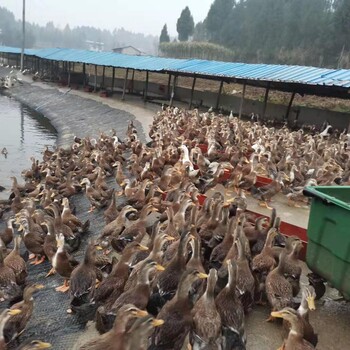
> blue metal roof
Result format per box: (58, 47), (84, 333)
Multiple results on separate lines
(2, 45), (350, 90)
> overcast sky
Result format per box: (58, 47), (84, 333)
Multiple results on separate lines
(1, 0), (214, 36)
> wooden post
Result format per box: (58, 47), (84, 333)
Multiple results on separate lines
(83, 63), (86, 87)
(189, 76), (196, 109)
(94, 65), (97, 92)
(131, 69), (135, 93)
(170, 75), (177, 107)
(67, 62), (71, 87)
(144, 71), (149, 101)
(111, 67), (115, 95)
(216, 80), (224, 110)
(72, 62), (75, 72)
(101, 66), (105, 89)
(285, 92), (296, 120)
(122, 68), (129, 100)
(167, 74), (172, 99)
(262, 84), (270, 119)
(238, 83), (247, 119)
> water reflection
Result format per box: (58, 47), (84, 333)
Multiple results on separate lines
(0, 95), (57, 200)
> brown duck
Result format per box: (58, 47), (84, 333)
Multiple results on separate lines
(4, 236), (27, 286)
(4, 284), (44, 343)
(192, 268), (222, 349)
(151, 269), (208, 350)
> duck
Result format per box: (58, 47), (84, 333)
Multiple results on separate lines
(14, 340), (52, 350)
(216, 260), (246, 350)
(61, 197), (90, 233)
(0, 248), (21, 302)
(265, 251), (293, 320)
(271, 308), (315, 350)
(283, 285), (317, 347)
(4, 236), (27, 286)
(191, 268), (222, 349)
(150, 269), (208, 350)
(4, 284), (44, 343)
(52, 233), (79, 293)
(251, 172), (289, 209)
(110, 260), (164, 320)
(103, 190), (119, 224)
(0, 309), (22, 350)
(69, 242), (97, 311)
(156, 231), (192, 300)
(19, 218), (46, 265)
(124, 315), (164, 350)
(284, 238), (303, 296)
(95, 242), (149, 334)
(79, 304), (148, 350)
(80, 178), (109, 212)
(0, 218), (14, 247)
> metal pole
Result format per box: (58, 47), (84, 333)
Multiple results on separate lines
(122, 68), (129, 100)
(170, 75), (177, 107)
(238, 83), (246, 119)
(144, 71), (149, 101)
(189, 77), (196, 109)
(83, 63), (86, 87)
(94, 65), (97, 92)
(285, 92), (296, 121)
(216, 80), (224, 110)
(262, 84), (270, 119)
(20, 0), (25, 71)
(111, 67), (115, 94)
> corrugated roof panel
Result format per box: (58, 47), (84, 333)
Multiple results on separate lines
(2, 46), (350, 91)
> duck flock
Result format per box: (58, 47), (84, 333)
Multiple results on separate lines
(0, 106), (348, 350)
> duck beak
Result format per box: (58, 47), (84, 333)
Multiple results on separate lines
(165, 235), (175, 241)
(196, 272), (208, 279)
(36, 341), (52, 349)
(156, 187), (165, 194)
(155, 264), (165, 272)
(35, 284), (45, 290)
(133, 310), (148, 317)
(95, 246), (103, 251)
(270, 311), (283, 319)
(138, 244), (149, 251)
(152, 319), (165, 327)
(8, 309), (21, 316)
(307, 297), (316, 311)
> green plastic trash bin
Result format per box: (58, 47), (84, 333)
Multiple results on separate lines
(304, 186), (350, 300)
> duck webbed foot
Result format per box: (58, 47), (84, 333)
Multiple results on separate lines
(56, 280), (69, 293)
(88, 206), (96, 213)
(259, 201), (274, 210)
(45, 268), (56, 277)
(30, 255), (45, 265)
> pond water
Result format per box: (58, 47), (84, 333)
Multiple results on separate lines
(0, 94), (57, 200)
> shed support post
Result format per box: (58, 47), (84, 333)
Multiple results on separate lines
(72, 62), (75, 72)
(238, 83), (247, 119)
(94, 65), (97, 92)
(262, 84), (270, 119)
(189, 77), (197, 109)
(285, 92), (296, 121)
(101, 66), (105, 89)
(131, 69), (135, 93)
(111, 67), (115, 95)
(122, 68), (129, 100)
(83, 63), (86, 87)
(67, 62), (71, 87)
(170, 75), (177, 107)
(144, 71), (149, 101)
(216, 80), (224, 110)
(167, 74), (172, 99)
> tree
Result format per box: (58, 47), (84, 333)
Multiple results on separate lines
(176, 6), (195, 41)
(159, 24), (170, 43)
